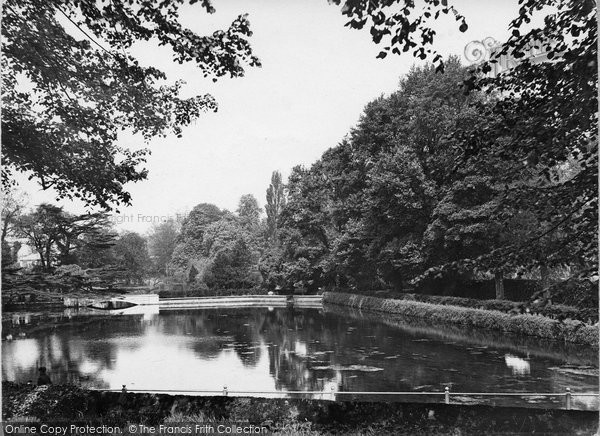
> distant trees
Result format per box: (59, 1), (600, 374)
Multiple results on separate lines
(15, 204), (114, 272)
(170, 203), (227, 272)
(15, 204), (64, 271)
(202, 218), (261, 289)
(1, 200), (160, 294)
(237, 194), (262, 230)
(114, 232), (151, 285)
(148, 219), (179, 276)
(168, 196), (264, 292)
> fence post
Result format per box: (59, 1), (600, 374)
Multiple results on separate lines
(223, 386), (228, 397)
(444, 387), (450, 404)
(565, 388), (571, 410)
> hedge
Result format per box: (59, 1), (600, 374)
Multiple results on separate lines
(372, 292), (597, 323)
(323, 292), (598, 347)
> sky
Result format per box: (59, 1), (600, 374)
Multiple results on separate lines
(14, 0), (519, 233)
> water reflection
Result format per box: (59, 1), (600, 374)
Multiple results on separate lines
(2, 307), (598, 410)
(505, 354), (531, 375)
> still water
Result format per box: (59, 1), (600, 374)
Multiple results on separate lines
(2, 306), (598, 410)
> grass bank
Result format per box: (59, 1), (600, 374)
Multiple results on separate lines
(323, 292), (599, 347)
(2, 383), (598, 435)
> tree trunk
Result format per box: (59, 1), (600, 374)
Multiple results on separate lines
(38, 252), (46, 270)
(540, 264), (550, 298)
(45, 244), (53, 272)
(1, 218), (9, 246)
(494, 271), (505, 300)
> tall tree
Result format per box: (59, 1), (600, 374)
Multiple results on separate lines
(459, 0), (598, 288)
(113, 232), (151, 285)
(1, 187), (27, 246)
(15, 204), (115, 271)
(2, 0), (260, 209)
(201, 219), (261, 289)
(16, 204), (65, 271)
(170, 203), (225, 272)
(236, 194), (261, 230)
(332, 0), (597, 302)
(265, 171), (286, 241)
(265, 58), (482, 292)
(55, 212), (113, 265)
(148, 219), (180, 276)
(1, 187), (27, 266)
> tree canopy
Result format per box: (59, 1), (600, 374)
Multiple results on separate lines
(331, 0), (597, 299)
(2, 0), (260, 209)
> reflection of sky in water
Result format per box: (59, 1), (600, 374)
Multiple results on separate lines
(99, 338), (277, 392)
(3, 339), (39, 380)
(504, 354), (531, 375)
(2, 307), (598, 410)
(294, 341), (307, 357)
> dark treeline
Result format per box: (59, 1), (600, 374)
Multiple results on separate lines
(2, 199), (152, 296)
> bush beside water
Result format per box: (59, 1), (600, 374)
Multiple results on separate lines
(323, 292), (599, 347)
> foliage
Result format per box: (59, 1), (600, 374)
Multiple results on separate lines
(74, 228), (119, 269)
(1, 186), (27, 247)
(202, 218), (262, 289)
(1, 199), (158, 293)
(15, 203), (114, 271)
(262, 58), (479, 293)
(236, 194), (262, 230)
(2, 0), (260, 209)
(148, 219), (179, 276)
(15, 204), (67, 271)
(451, 0), (598, 284)
(328, 0), (597, 301)
(168, 199), (264, 291)
(259, 1), (597, 305)
(113, 232), (151, 285)
(181, 203), (226, 242)
(170, 203), (226, 272)
(331, 0), (469, 71)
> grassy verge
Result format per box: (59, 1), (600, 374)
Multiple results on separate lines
(323, 292), (599, 347)
(2, 383), (598, 435)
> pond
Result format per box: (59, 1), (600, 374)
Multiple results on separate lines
(2, 306), (598, 410)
